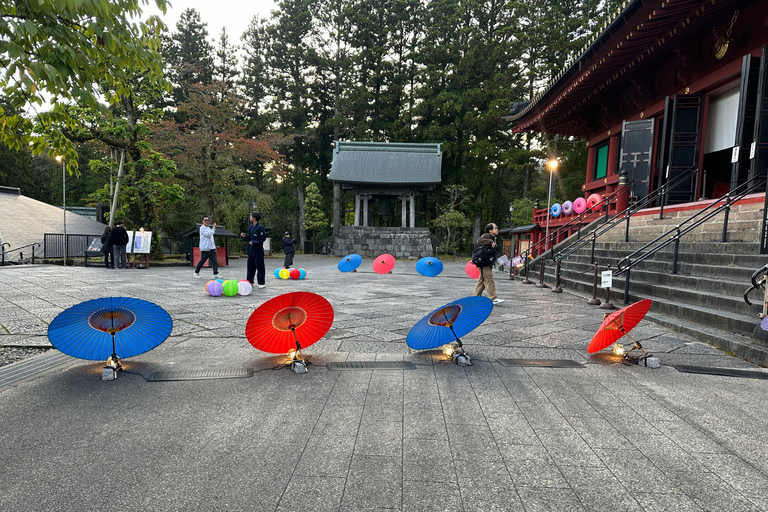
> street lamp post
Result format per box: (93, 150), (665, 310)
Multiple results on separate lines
(56, 156), (67, 263)
(545, 159), (558, 254)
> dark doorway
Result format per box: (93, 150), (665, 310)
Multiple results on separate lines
(701, 148), (732, 199)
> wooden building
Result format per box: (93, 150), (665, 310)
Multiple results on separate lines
(505, 0), (768, 252)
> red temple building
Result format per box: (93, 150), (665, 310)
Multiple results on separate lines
(506, 0), (768, 255)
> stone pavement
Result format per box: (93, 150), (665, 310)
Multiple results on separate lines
(1, 256), (768, 511)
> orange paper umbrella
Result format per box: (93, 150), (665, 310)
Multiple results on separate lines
(588, 299), (652, 353)
(246, 292), (334, 354)
(373, 253), (396, 274)
(464, 260), (480, 279)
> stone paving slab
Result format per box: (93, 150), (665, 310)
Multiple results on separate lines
(1, 256), (768, 511)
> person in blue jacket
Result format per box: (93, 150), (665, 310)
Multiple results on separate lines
(282, 232), (295, 269)
(240, 212), (266, 287)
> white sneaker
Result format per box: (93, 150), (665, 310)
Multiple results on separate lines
(258, 284), (265, 288)
(492, 299), (505, 304)
(193, 272), (200, 279)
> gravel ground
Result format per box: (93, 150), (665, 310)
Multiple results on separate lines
(0, 347), (50, 368)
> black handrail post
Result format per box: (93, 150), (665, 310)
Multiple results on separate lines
(672, 228), (680, 275)
(588, 263), (601, 305)
(623, 265), (631, 305)
(535, 259), (548, 288)
(659, 183), (666, 219)
(590, 233), (596, 264)
(624, 211), (631, 243)
(522, 257), (532, 284)
(577, 221), (581, 240)
(552, 259), (563, 293)
(600, 264), (615, 310)
(31, 244), (35, 264)
(549, 232), (555, 260)
(605, 199), (610, 222)
(721, 195), (731, 243)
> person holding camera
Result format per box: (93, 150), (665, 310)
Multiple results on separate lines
(473, 223), (504, 304)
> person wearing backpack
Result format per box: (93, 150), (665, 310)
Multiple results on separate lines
(473, 223), (504, 304)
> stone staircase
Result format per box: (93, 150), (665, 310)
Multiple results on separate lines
(521, 195), (768, 366)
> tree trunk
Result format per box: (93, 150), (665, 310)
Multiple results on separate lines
(297, 165), (306, 253)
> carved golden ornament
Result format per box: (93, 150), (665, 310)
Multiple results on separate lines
(640, 112), (644, 118)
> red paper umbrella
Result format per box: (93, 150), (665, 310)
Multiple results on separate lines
(586, 193), (603, 210)
(246, 292), (334, 354)
(373, 253), (396, 274)
(588, 299), (652, 353)
(464, 260), (480, 279)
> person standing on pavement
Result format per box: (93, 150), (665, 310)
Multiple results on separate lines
(111, 220), (130, 269)
(194, 216), (220, 279)
(474, 223), (504, 304)
(282, 231), (295, 269)
(241, 212), (266, 287)
(100, 225), (114, 269)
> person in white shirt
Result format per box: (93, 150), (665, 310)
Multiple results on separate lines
(193, 216), (220, 279)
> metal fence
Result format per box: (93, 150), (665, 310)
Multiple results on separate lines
(43, 234), (97, 259)
(303, 238), (333, 255)
(160, 237), (193, 256)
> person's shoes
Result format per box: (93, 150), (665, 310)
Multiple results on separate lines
(213, 273), (221, 279)
(194, 272), (200, 279)
(492, 298), (505, 304)
(258, 284), (265, 288)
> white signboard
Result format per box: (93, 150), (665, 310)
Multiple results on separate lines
(731, 146), (740, 164)
(126, 230), (134, 254)
(601, 270), (613, 288)
(132, 231), (152, 254)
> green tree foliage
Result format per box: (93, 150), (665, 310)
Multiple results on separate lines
(0, 0), (168, 172)
(161, 8), (214, 102)
(304, 182), (329, 247)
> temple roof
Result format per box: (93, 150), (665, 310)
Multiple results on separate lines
(504, 0), (749, 137)
(329, 141), (442, 185)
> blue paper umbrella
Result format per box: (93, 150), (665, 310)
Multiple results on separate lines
(47, 297), (172, 364)
(338, 254), (362, 272)
(406, 296), (493, 350)
(415, 257), (444, 277)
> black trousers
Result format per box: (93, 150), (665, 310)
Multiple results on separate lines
(195, 249), (219, 274)
(247, 247), (265, 284)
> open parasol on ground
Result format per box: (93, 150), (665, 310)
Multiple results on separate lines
(245, 292), (334, 361)
(415, 257), (443, 277)
(464, 260), (480, 279)
(407, 296), (493, 364)
(373, 253), (396, 274)
(338, 254), (362, 272)
(47, 297), (173, 370)
(588, 298), (652, 360)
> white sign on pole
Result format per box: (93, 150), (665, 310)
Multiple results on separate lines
(731, 146), (740, 164)
(601, 270), (613, 288)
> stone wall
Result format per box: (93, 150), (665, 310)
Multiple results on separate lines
(333, 226), (433, 259)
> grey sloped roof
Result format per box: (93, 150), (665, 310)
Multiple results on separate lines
(329, 141), (442, 185)
(179, 224), (238, 238)
(0, 190), (106, 254)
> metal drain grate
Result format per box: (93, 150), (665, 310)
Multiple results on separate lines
(0, 350), (73, 390)
(673, 365), (768, 380)
(327, 361), (416, 371)
(497, 359), (584, 368)
(146, 367), (253, 382)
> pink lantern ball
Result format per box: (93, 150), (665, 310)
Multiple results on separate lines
(206, 280), (223, 296)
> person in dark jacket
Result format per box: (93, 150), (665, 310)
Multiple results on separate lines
(282, 232), (295, 269)
(473, 223), (504, 304)
(240, 212), (266, 287)
(111, 220), (130, 269)
(100, 226), (114, 269)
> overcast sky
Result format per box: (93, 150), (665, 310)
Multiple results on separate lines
(147, 0), (278, 42)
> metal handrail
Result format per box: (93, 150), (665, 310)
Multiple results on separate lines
(744, 264), (768, 306)
(615, 169), (767, 278)
(521, 183), (632, 261)
(555, 166), (699, 264)
(1, 242), (41, 265)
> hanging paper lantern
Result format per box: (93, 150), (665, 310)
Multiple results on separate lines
(237, 280), (253, 295)
(206, 280), (223, 296)
(222, 279), (238, 296)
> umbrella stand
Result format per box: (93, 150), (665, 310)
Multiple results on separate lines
(287, 326), (311, 373)
(610, 320), (652, 364)
(104, 332), (123, 371)
(447, 325), (473, 366)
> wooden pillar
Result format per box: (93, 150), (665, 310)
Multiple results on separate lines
(401, 195), (407, 227)
(363, 195), (369, 227)
(333, 182), (340, 235)
(354, 192), (360, 226)
(409, 192), (415, 227)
